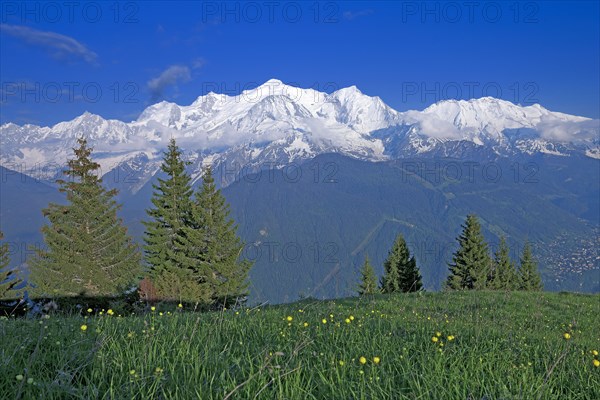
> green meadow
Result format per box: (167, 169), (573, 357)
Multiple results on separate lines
(1, 291), (599, 399)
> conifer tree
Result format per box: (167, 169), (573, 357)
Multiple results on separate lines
(0, 231), (23, 299)
(518, 241), (543, 291)
(29, 138), (141, 297)
(176, 166), (252, 306)
(357, 255), (378, 295)
(489, 237), (517, 290)
(381, 234), (422, 293)
(445, 214), (491, 290)
(143, 138), (196, 301)
(402, 251), (423, 292)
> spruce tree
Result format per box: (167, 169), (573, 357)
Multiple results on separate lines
(518, 241), (543, 291)
(402, 252), (423, 292)
(446, 214), (491, 290)
(0, 231), (23, 299)
(357, 255), (378, 295)
(29, 138), (141, 297)
(381, 234), (422, 293)
(176, 166), (252, 306)
(489, 237), (517, 290)
(143, 138), (196, 301)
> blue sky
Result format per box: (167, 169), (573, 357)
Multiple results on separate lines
(1, 1), (599, 125)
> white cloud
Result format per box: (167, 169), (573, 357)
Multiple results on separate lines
(0, 24), (98, 64)
(147, 65), (191, 101)
(536, 117), (599, 143)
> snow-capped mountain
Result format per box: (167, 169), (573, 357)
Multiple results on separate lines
(1, 79), (598, 192)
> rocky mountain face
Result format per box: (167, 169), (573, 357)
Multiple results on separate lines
(2, 78), (598, 192)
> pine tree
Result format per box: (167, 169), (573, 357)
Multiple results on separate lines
(402, 252), (423, 292)
(381, 234), (422, 293)
(143, 138), (196, 301)
(489, 237), (517, 290)
(357, 255), (378, 295)
(518, 241), (543, 291)
(445, 214), (491, 290)
(29, 138), (141, 297)
(176, 166), (252, 306)
(0, 231), (23, 299)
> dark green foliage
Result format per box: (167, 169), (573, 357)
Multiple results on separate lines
(143, 139), (196, 301)
(0, 231), (22, 299)
(518, 241), (543, 291)
(143, 144), (251, 305)
(29, 138), (141, 297)
(176, 166), (252, 306)
(381, 234), (423, 293)
(488, 237), (518, 290)
(357, 255), (378, 295)
(446, 214), (491, 290)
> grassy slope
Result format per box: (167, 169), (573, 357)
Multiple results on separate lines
(1, 292), (599, 399)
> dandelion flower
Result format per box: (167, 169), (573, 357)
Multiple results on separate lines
(345, 318), (351, 324)
(178, 303), (183, 308)
(339, 360), (344, 366)
(107, 309), (114, 316)
(436, 332), (442, 337)
(80, 324), (88, 331)
(130, 369), (136, 375)
(303, 322), (309, 327)
(155, 367), (163, 374)
(349, 315), (355, 321)
(373, 356), (381, 364)
(322, 319), (327, 324)
(359, 356), (367, 364)
(431, 336), (438, 343)
(87, 308), (92, 313)
(286, 316), (293, 322)
(447, 335), (455, 341)
(563, 333), (571, 340)
(593, 359), (600, 368)
(592, 350), (599, 356)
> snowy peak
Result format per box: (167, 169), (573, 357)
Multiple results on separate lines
(1, 79), (599, 192)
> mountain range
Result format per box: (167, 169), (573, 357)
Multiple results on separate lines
(1, 79), (599, 302)
(1, 78), (598, 192)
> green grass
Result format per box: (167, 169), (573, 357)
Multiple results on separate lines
(1, 292), (599, 399)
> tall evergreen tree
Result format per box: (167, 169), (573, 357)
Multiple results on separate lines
(489, 237), (517, 290)
(445, 214), (491, 290)
(176, 166), (252, 306)
(381, 234), (422, 293)
(29, 138), (141, 297)
(143, 138), (196, 301)
(518, 241), (543, 291)
(402, 252), (423, 292)
(0, 231), (23, 299)
(357, 255), (378, 296)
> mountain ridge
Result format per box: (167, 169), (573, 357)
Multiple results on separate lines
(1, 79), (598, 194)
